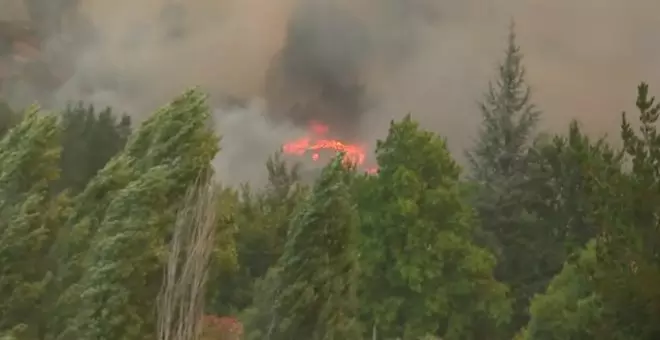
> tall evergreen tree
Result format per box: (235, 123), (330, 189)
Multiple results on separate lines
(467, 21), (540, 181)
(256, 154), (361, 340)
(359, 116), (510, 340)
(465, 22), (544, 331)
(52, 89), (219, 340)
(0, 108), (68, 338)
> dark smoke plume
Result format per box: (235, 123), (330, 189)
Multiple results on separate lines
(265, 0), (370, 140)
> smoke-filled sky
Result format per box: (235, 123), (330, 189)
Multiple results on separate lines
(11, 0), (660, 184)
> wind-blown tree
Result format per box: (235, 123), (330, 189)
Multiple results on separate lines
(52, 89), (219, 340)
(359, 115), (510, 340)
(249, 154), (361, 340)
(465, 22), (544, 331)
(0, 109), (69, 338)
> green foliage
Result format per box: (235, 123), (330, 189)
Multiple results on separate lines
(466, 22), (540, 182)
(591, 83), (660, 339)
(0, 108), (68, 338)
(465, 22), (551, 333)
(251, 154), (361, 340)
(359, 115), (510, 339)
(208, 152), (308, 315)
(57, 102), (131, 193)
(521, 241), (605, 340)
(53, 89), (219, 340)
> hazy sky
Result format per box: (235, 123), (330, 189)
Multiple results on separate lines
(23, 0), (660, 184)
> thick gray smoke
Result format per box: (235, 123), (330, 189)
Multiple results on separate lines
(264, 0), (370, 140)
(3, 0), (659, 184)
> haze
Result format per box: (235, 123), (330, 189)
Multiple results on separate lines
(9, 0), (660, 184)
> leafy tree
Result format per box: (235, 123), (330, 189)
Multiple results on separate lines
(253, 155), (361, 340)
(520, 240), (606, 340)
(465, 22), (544, 331)
(53, 89), (219, 340)
(0, 108), (69, 338)
(359, 115), (510, 339)
(57, 102), (131, 193)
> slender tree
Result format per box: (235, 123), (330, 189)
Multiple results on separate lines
(53, 89), (219, 340)
(0, 108), (68, 338)
(256, 154), (361, 340)
(465, 22), (544, 332)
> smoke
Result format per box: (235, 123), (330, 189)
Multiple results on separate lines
(5, 0), (660, 184)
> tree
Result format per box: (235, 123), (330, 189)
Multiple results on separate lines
(466, 21), (540, 182)
(208, 153), (308, 315)
(0, 108), (68, 338)
(520, 241), (606, 340)
(359, 115), (510, 339)
(253, 154), (361, 340)
(465, 22), (544, 331)
(592, 83), (660, 339)
(53, 89), (219, 340)
(525, 122), (621, 259)
(157, 174), (219, 340)
(57, 102), (131, 193)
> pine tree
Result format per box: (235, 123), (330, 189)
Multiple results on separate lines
(259, 154), (361, 340)
(465, 21), (543, 332)
(359, 116), (510, 340)
(0, 108), (68, 338)
(52, 89), (219, 340)
(467, 21), (540, 181)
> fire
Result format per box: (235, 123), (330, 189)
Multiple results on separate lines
(282, 121), (377, 173)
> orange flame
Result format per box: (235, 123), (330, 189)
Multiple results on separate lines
(282, 121), (377, 173)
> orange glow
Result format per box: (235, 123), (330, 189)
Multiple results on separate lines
(282, 121), (377, 173)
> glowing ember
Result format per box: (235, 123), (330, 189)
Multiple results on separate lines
(283, 121), (375, 172)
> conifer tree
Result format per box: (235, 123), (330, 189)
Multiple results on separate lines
(260, 154), (361, 340)
(52, 89), (219, 340)
(467, 21), (540, 181)
(0, 108), (68, 338)
(465, 22), (543, 331)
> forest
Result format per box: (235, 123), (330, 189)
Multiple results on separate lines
(0, 25), (659, 340)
